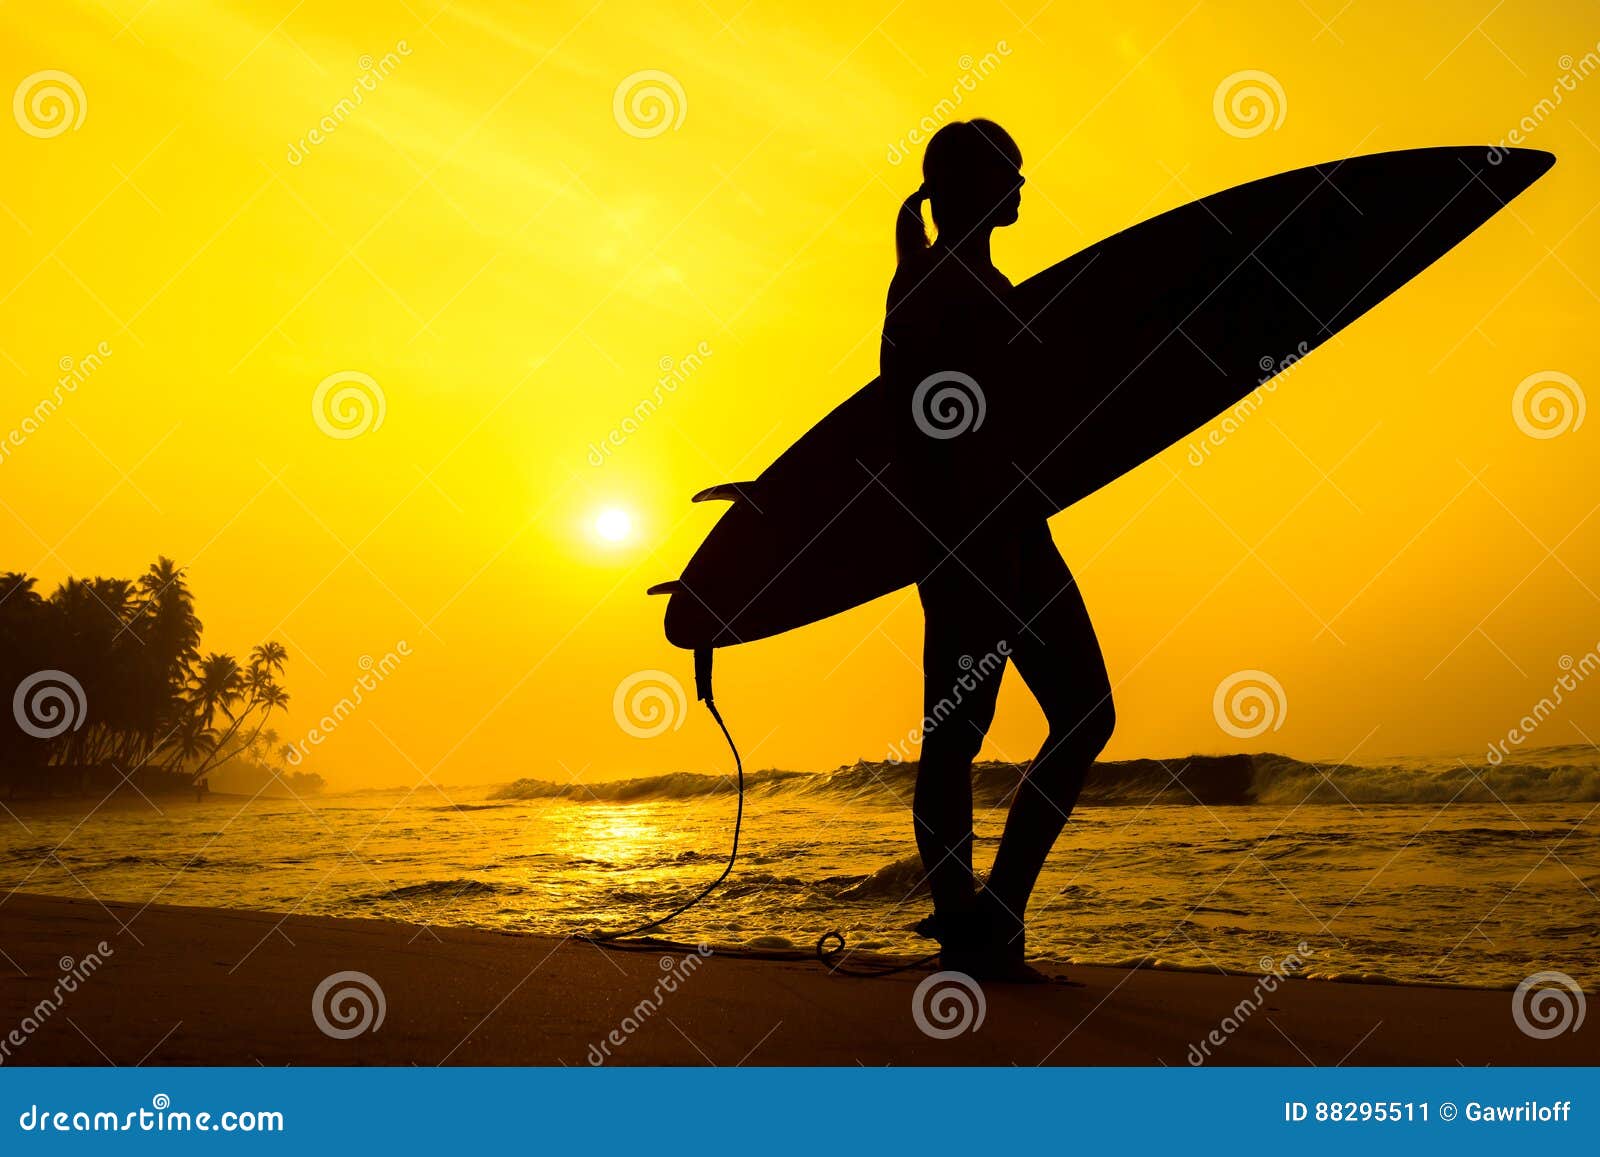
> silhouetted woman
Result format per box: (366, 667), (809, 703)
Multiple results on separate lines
(881, 119), (1115, 981)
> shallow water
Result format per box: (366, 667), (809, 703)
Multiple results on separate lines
(4, 748), (1596, 989)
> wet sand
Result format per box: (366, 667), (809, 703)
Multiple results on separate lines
(0, 893), (1591, 1066)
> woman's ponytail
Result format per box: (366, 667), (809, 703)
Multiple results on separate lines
(895, 186), (931, 265)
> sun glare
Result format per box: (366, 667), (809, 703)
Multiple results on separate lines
(593, 508), (634, 544)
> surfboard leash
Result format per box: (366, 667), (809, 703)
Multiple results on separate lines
(576, 648), (744, 948)
(814, 930), (940, 977)
(578, 649), (941, 977)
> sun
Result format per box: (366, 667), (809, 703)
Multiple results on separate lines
(593, 508), (634, 544)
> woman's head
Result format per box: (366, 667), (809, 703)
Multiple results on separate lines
(896, 119), (1024, 263)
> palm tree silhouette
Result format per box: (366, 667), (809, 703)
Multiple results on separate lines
(0, 557), (293, 797)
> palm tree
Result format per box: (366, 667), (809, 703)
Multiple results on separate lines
(0, 574), (49, 780)
(249, 642), (287, 680)
(0, 559), (292, 796)
(189, 653), (243, 731)
(186, 647), (290, 783)
(44, 576), (142, 768)
(187, 681), (289, 782)
(134, 558), (202, 753)
(249, 726), (280, 763)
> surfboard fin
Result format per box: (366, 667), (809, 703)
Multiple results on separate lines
(692, 481), (757, 503)
(646, 581), (683, 596)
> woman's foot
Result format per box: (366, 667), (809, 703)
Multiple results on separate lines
(931, 893), (1053, 983)
(941, 943), (1053, 983)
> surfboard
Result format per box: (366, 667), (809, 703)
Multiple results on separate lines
(656, 146), (1555, 651)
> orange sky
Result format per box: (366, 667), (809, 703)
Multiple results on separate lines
(2, 1), (1597, 788)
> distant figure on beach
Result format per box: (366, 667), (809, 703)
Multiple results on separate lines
(881, 120), (1115, 982)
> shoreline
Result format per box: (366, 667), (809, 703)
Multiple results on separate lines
(1, 894), (1591, 1066)
(3, 884), (1522, 991)
(6, 785), (1591, 993)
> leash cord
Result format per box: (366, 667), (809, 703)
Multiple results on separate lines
(579, 648), (936, 975)
(578, 693), (743, 946)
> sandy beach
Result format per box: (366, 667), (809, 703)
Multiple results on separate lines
(1, 893), (1590, 1066)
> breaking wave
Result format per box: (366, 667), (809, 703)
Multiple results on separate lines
(493, 747), (1600, 807)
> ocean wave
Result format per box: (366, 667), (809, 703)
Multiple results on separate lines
(4, 844), (59, 863)
(492, 747), (1600, 807)
(1247, 753), (1600, 804)
(366, 879), (510, 901)
(492, 769), (809, 802)
(833, 853), (930, 901)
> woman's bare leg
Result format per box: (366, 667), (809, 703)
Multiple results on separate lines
(984, 530), (1114, 948)
(914, 570), (1007, 918)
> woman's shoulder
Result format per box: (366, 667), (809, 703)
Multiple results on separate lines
(884, 259), (928, 310)
(886, 252), (996, 313)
